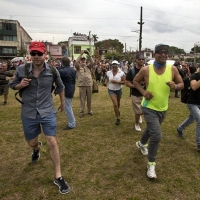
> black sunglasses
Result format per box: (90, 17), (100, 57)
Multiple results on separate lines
(156, 50), (168, 55)
(30, 52), (44, 56)
(137, 59), (144, 61)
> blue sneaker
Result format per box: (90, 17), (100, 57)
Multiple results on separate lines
(177, 128), (183, 137)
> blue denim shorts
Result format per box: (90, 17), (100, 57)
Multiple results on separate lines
(108, 88), (122, 98)
(21, 110), (57, 141)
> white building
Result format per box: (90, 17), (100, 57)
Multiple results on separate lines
(68, 33), (94, 60)
(0, 19), (32, 60)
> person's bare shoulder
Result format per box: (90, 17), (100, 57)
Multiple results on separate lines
(139, 65), (149, 74)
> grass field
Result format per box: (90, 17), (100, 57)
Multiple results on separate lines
(0, 84), (199, 200)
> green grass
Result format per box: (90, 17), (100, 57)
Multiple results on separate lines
(0, 85), (199, 200)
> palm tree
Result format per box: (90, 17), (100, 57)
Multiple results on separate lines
(92, 34), (99, 42)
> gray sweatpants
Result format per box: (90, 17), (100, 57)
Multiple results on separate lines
(140, 107), (166, 162)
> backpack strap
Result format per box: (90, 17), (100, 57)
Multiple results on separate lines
(49, 66), (57, 94)
(24, 63), (31, 78)
(15, 63), (31, 104)
(129, 67), (136, 97)
(49, 66), (57, 83)
(131, 67), (136, 80)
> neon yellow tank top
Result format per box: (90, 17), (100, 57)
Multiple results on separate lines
(141, 64), (172, 111)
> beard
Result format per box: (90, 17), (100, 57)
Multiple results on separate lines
(32, 59), (45, 67)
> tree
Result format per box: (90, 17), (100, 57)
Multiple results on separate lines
(92, 34), (99, 42)
(95, 39), (124, 54)
(190, 45), (200, 53)
(17, 48), (27, 56)
(58, 41), (68, 56)
(104, 52), (122, 60)
(168, 46), (185, 55)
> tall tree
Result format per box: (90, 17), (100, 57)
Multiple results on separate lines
(191, 45), (200, 53)
(95, 39), (124, 54)
(92, 34), (99, 42)
(168, 46), (185, 55)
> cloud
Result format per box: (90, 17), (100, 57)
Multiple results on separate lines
(0, 0), (200, 52)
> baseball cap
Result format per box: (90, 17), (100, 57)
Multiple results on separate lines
(136, 53), (144, 59)
(29, 42), (46, 53)
(155, 44), (169, 53)
(112, 60), (119, 65)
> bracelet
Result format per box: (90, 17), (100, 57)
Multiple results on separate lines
(175, 84), (179, 90)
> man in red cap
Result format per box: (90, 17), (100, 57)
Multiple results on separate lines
(9, 42), (70, 194)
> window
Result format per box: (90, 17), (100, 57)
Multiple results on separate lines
(74, 46), (81, 54)
(52, 47), (59, 52)
(3, 48), (8, 53)
(5, 23), (12, 30)
(13, 36), (17, 41)
(0, 47), (17, 56)
(2, 35), (17, 41)
(146, 53), (150, 57)
(8, 48), (13, 54)
(0, 23), (2, 30)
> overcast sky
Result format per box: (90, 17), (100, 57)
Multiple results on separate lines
(0, 0), (200, 53)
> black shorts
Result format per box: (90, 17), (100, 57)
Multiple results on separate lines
(0, 85), (9, 95)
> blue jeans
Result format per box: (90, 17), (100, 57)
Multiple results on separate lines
(178, 108), (195, 133)
(187, 104), (200, 145)
(65, 97), (76, 128)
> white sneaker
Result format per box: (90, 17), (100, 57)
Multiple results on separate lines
(147, 162), (157, 179)
(139, 116), (142, 124)
(135, 124), (141, 131)
(136, 141), (148, 155)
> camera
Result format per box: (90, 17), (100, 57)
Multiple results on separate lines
(84, 50), (88, 54)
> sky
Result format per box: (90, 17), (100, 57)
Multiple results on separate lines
(0, 0), (200, 53)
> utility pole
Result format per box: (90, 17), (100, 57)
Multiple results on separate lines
(89, 31), (91, 53)
(138, 6), (145, 52)
(194, 43), (196, 67)
(125, 43), (126, 53)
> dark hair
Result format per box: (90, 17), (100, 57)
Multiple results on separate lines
(189, 66), (196, 74)
(61, 56), (70, 66)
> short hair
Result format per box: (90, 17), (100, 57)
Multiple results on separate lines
(2, 62), (7, 66)
(61, 56), (70, 66)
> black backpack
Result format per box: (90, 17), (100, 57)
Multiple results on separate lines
(15, 63), (57, 104)
(181, 77), (190, 104)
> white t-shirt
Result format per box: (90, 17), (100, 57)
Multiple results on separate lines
(106, 69), (125, 90)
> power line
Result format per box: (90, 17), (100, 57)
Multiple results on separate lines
(0, 14), (135, 21)
(144, 19), (200, 34)
(105, 0), (200, 21)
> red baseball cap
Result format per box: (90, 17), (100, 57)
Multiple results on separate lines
(29, 42), (46, 53)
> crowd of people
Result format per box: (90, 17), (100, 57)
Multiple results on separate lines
(1, 41), (200, 194)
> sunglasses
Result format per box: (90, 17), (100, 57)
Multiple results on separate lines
(30, 52), (44, 56)
(156, 50), (168, 55)
(137, 59), (144, 61)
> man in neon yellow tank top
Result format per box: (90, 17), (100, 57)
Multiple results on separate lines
(133, 44), (184, 179)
